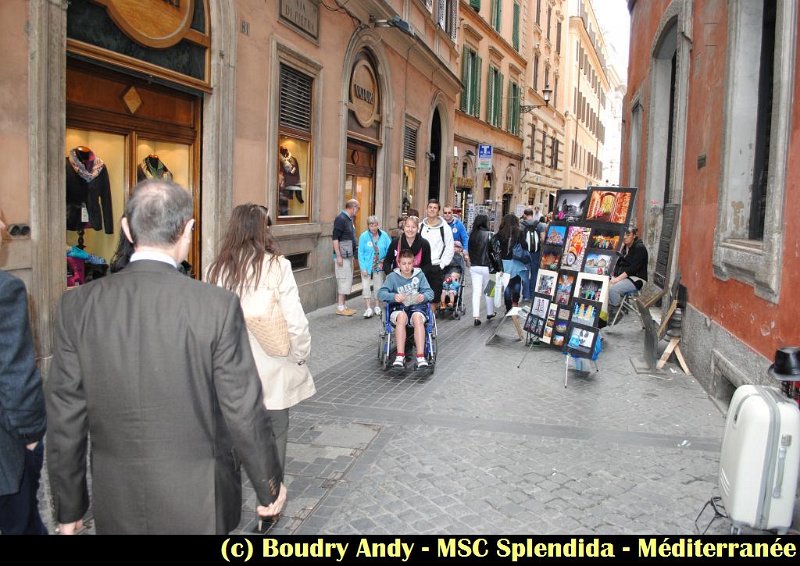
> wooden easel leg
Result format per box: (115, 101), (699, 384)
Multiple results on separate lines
(656, 337), (680, 370)
(674, 343), (690, 374)
(511, 315), (524, 340)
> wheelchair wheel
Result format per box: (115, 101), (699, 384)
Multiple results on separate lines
(379, 329), (392, 371)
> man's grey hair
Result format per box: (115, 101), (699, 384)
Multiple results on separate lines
(367, 215), (380, 225)
(346, 199), (360, 210)
(125, 180), (194, 247)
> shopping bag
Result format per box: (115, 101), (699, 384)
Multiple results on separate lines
(483, 278), (496, 297)
(494, 273), (505, 309)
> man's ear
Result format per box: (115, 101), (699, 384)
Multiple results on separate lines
(121, 218), (134, 244)
(182, 219), (195, 239)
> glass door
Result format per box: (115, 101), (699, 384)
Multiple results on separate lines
(345, 140), (376, 272)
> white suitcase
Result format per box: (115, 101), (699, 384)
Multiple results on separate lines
(719, 384), (800, 533)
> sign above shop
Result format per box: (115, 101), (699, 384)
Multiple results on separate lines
(94, 0), (195, 49)
(477, 144), (493, 170)
(280, 0), (320, 40)
(349, 60), (380, 128)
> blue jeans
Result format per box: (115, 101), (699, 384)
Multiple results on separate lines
(0, 442), (47, 535)
(609, 278), (638, 307)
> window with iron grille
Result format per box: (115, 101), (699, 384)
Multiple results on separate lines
(279, 64), (312, 133)
(404, 125), (418, 162)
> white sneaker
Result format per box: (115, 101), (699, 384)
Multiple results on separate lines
(392, 356), (405, 368)
(416, 357), (429, 368)
(363, 309), (373, 318)
(373, 306), (382, 317)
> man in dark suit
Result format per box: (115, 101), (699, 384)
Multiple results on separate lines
(46, 180), (286, 534)
(0, 217), (48, 534)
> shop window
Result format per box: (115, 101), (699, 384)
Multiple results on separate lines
(278, 64), (313, 220)
(402, 124), (418, 214)
(713, 0), (795, 302)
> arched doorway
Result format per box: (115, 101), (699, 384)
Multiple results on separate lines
(428, 108), (442, 201)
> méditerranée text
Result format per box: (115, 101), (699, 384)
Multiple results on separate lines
(220, 537), (797, 562)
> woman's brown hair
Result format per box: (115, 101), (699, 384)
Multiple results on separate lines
(206, 204), (280, 296)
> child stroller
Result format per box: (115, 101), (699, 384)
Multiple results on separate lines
(438, 250), (467, 320)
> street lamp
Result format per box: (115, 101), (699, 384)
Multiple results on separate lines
(369, 15), (415, 38)
(520, 85), (552, 113)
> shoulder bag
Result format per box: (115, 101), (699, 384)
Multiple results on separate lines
(245, 269), (290, 357)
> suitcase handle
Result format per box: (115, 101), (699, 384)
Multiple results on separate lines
(772, 435), (791, 498)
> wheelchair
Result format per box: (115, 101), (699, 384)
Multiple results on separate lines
(378, 302), (437, 373)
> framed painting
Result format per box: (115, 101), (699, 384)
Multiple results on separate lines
(588, 227), (624, 252)
(574, 272), (609, 305)
(551, 333), (566, 348)
(540, 246), (563, 271)
(541, 302), (558, 344)
(582, 250), (617, 277)
(584, 187), (636, 225)
(535, 269), (558, 297)
(571, 299), (602, 327)
(545, 224), (567, 247)
(561, 226), (592, 271)
(523, 311), (548, 337)
(554, 270), (577, 305)
(564, 323), (599, 359)
(531, 294), (551, 319)
(553, 189), (589, 223)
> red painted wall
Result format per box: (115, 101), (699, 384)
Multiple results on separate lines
(623, 1), (800, 358)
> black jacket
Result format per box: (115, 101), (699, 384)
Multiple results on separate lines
(383, 234), (432, 274)
(615, 238), (648, 282)
(468, 228), (492, 268)
(66, 158), (114, 234)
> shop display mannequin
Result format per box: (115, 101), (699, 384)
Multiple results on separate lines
(137, 154), (173, 182)
(279, 146), (304, 215)
(66, 146), (113, 234)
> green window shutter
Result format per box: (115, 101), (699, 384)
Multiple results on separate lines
(512, 3), (520, 51)
(486, 67), (494, 123)
(497, 72), (504, 127)
(470, 0), (481, 11)
(460, 46), (469, 112)
(473, 55), (482, 116)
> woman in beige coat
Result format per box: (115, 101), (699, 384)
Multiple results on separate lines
(206, 204), (316, 476)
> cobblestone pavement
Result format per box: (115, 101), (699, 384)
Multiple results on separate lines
(230, 293), (798, 536)
(39, 286), (799, 535)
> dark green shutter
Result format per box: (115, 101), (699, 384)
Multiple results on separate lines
(512, 3), (520, 51)
(460, 46), (469, 112)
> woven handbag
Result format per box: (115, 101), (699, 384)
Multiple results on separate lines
(245, 288), (290, 357)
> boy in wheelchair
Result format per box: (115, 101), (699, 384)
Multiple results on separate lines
(378, 249), (435, 369)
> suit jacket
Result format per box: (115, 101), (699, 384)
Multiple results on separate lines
(46, 260), (282, 534)
(65, 158), (114, 234)
(0, 271), (46, 496)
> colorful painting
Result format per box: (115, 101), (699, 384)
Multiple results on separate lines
(561, 226), (591, 271)
(589, 228), (623, 251)
(541, 303), (558, 344)
(555, 271), (577, 305)
(554, 190), (588, 223)
(583, 251), (616, 276)
(572, 299), (602, 327)
(524, 311), (547, 337)
(540, 246), (562, 271)
(552, 333), (566, 347)
(574, 272), (609, 305)
(545, 225), (567, 246)
(565, 323), (599, 359)
(585, 187), (636, 225)
(535, 269), (558, 297)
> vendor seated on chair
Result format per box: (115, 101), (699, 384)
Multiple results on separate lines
(608, 227), (648, 317)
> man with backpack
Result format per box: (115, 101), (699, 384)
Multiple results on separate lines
(520, 208), (543, 302)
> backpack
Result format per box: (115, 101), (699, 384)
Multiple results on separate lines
(524, 223), (540, 254)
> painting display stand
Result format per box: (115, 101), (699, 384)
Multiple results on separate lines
(485, 307), (526, 346)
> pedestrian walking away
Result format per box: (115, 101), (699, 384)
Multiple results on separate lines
(46, 180), (287, 534)
(0, 216), (48, 535)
